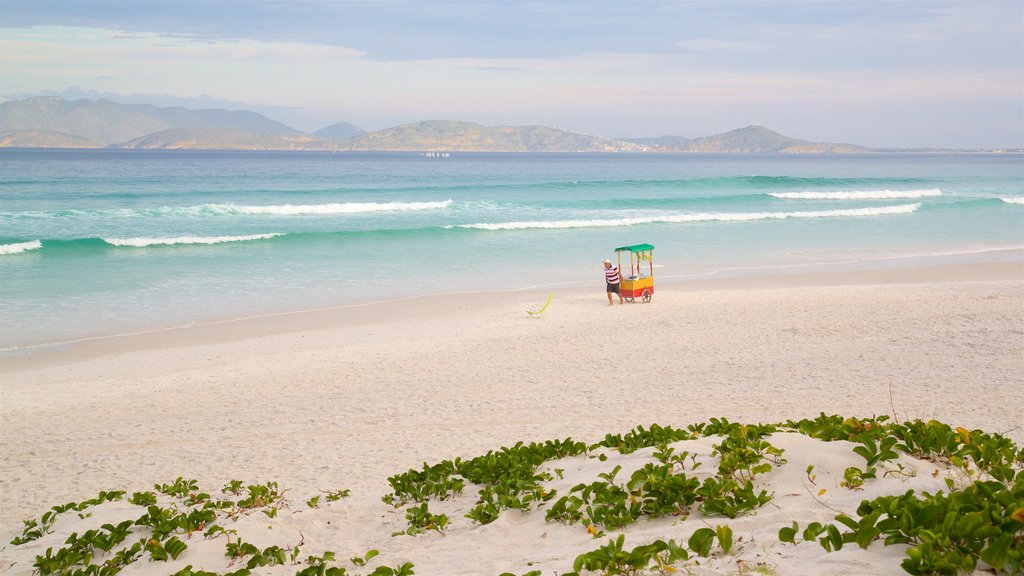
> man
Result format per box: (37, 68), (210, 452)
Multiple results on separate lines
(603, 258), (623, 306)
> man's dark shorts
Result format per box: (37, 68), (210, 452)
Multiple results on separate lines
(607, 282), (620, 293)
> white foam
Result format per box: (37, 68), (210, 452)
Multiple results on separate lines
(0, 240), (42, 255)
(452, 203), (921, 230)
(769, 189), (941, 200)
(215, 199), (454, 215)
(2, 200), (455, 220)
(103, 233), (283, 247)
(999, 197), (1024, 204)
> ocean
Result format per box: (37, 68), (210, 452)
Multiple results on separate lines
(1, 149), (1021, 349)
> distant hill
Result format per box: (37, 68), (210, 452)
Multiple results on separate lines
(313, 121), (366, 141)
(659, 125), (869, 153)
(0, 129), (102, 148)
(342, 120), (644, 152)
(0, 96), (929, 153)
(1, 97), (173, 146)
(143, 105), (296, 133)
(114, 128), (343, 150)
(619, 135), (692, 147)
(0, 97), (299, 146)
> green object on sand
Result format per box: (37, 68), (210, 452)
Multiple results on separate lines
(527, 293), (554, 317)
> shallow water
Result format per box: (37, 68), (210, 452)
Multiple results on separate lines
(1, 150), (1021, 347)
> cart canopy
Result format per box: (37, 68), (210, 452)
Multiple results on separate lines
(614, 243), (655, 253)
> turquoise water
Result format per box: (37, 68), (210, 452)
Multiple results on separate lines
(1, 150), (1021, 348)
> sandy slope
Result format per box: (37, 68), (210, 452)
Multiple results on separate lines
(1, 263), (1022, 574)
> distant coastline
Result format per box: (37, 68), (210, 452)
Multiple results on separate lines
(1, 97), (1020, 153)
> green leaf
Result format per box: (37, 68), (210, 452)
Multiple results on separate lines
(854, 526), (881, 550)
(779, 521), (799, 544)
(819, 524), (844, 552)
(688, 527), (715, 557)
(164, 536), (188, 560)
(835, 514), (858, 531)
(802, 522), (825, 541)
(980, 532), (1012, 570)
(715, 525), (733, 554)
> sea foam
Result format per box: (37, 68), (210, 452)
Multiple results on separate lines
(453, 203), (921, 231)
(999, 197), (1024, 204)
(1, 199), (455, 220)
(102, 233), (284, 247)
(769, 189), (941, 200)
(216, 199), (454, 215)
(0, 240), (43, 255)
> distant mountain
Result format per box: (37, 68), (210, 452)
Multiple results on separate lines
(0, 97), (914, 153)
(313, 121), (366, 141)
(342, 120), (644, 152)
(0, 129), (102, 148)
(659, 125), (868, 153)
(114, 128), (343, 150)
(0, 97), (298, 146)
(1, 97), (172, 146)
(143, 106), (296, 134)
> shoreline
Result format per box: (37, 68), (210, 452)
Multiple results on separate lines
(3, 257), (1021, 372)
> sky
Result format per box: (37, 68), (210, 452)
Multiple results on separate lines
(1, 0), (1022, 148)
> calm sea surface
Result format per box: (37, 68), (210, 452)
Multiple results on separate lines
(1, 149), (1021, 348)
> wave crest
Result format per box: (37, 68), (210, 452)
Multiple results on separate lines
(999, 197), (1024, 205)
(769, 189), (941, 200)
(219, 199), (454, 215)
(0, 199), (455, 220)
(0, 240), (43, 255)
(102, 234), (284, 247)
(452, 204), (922, 231)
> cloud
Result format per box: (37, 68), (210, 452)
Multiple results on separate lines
(1, 6), (1020, 148)
(115, 30), (368, 63)
(2, 26), (365, 66)
(674, 38), (754, 54)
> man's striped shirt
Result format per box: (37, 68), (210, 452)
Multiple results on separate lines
(605, 266), (620, 284)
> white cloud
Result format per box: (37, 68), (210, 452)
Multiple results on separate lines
(3, 26), (365, 66)
(674, 38), (754, 53)
(2, 22), (1020, 146)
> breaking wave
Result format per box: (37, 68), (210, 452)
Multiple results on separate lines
(769, 189), (942, 200)
(219, 199), (454, 215)
(450, 203), (922, 231)
(0, 199), (455, 220)
(102, 234), (284, 247)
(0, 240), (43, 255)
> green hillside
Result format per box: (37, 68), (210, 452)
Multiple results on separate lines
(0, 97), (298, 146)
(342, 120), (645, 152)
(313, 121), (366, 141)
(1, 97), (887, 153)
(662, 125), (869, 153)
(0, 129), (102, 148)
(114, 128), (344, 150)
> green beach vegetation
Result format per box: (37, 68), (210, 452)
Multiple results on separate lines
(7, 415), (1022, 575)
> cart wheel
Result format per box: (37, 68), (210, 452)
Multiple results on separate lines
(624, 295), (634, 303)
(641, 289), (652, 303)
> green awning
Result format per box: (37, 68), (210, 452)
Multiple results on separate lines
(614, 243), (655, 253)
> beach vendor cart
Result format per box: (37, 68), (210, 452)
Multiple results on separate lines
(615, 243), (655, 303)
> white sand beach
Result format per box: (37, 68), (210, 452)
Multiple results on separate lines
(1, 261), (1022, 575)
